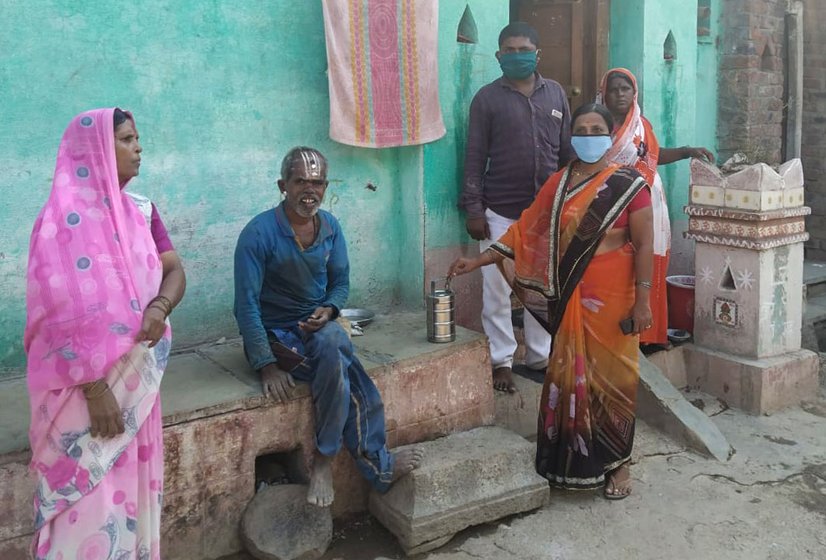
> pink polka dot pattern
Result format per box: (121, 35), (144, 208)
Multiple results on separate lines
(137, 445), (151, 462)
(114, 451), (129, 468)
(112, 490), (125, 505)
(26, 109), (168, 560)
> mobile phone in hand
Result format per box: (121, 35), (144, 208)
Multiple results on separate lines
(619, 317), (635, 335)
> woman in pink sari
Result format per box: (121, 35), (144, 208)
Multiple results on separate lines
(25, 108), (185, 559)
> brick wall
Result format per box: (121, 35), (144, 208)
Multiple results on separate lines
(802, 0), (826, 259)
(717, 0), (787, 166)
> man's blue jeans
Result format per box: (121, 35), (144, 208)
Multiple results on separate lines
(270, 321), (394, 492)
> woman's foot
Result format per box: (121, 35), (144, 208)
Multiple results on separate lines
(604, 463), (632, 500)
(391, 448), (424, 483)
(493, 366), (516, 393)
(307, 452), (335, 507)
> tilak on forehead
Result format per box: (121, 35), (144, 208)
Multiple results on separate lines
(297, 149), (324, 177)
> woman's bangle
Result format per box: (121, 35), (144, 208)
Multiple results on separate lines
(636, 280), (653, 289)
(148, 295), (174, 317)
(151, 295), (174, 312)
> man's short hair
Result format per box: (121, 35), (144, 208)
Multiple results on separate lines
(498, 22), (539, 48)
(280, 146), (328, 181)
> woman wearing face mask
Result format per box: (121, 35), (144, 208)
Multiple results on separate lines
(599, 68), (714, 348)
(449, 103), (653, 499)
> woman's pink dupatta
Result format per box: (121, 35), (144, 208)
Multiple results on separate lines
(25, 109), (168, 559)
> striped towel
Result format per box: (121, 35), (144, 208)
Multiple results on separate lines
(322, 0), (446, 148)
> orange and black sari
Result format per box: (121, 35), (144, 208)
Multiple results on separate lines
(491, 164), (647, 489)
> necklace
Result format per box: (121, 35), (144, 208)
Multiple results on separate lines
(292, 215), (319, 251)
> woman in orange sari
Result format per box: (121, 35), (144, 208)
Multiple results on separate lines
(599, 68), (713, 347)
(450, 104), (653, 498)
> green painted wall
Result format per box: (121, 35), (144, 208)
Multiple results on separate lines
(0, 0), (506, 376)
(637, 0), (699, 222)
(424, 1), (508, 252)
(609, 0), (647, 96)
(695, 0), (720, 161)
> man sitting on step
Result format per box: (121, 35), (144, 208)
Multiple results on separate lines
(233, 146), (422, 506)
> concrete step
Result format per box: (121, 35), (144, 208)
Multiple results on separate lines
(804, 292), (826, 324)
(368, 426), (549, 556)
(638, 351), (733, 461)
(803, 260), (826, 298)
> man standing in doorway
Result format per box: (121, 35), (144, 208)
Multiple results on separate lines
(460, 22), (573, 393)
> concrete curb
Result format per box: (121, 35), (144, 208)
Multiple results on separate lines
(638, 351), (734, 462)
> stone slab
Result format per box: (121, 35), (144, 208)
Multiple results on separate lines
(241, 484), (332, 560)
(160, 352), (259, 421)
(690, 157), (726, 188)
(645, 345), (689, 389)
(368, 426), (549, 555)
(493, 371), (543, 440)
(726, 162), (782, 192)
(779, 158), (804, 190)
(637, 352), (733, 462)
(684, 344), (819, 414)
(803, 260), (826, 286)
(0, 377), (29, 456)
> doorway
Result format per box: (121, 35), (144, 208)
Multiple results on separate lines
(510, 0), (610, 110)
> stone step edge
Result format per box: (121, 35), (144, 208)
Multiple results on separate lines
(368, 482), (549, 546)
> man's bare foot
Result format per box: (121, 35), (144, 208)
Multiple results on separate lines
(604, 463), (632, 500)
(391, 448), (424, 483)
(493, 366), (516, 393)
(307, 453), (335, 507)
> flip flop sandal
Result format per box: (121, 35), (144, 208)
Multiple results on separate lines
(604, 477), (632, 500)
(604, 485), (631, 500)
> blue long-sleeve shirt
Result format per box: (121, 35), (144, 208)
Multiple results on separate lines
(233, 203), (350, 370)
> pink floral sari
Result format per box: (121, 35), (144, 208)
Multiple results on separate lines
(25, 108), (168, 560)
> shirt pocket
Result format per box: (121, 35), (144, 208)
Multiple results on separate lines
(538, 111), (561, 150)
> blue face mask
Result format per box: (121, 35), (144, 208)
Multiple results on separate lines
(571, 135), (613, 163)
(498, 51), (537, 80)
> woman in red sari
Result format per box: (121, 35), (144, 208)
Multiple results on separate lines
(599, 68), (713, 347)
(450, 103), (653, 499)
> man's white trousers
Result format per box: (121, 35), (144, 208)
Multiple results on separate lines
(479, 209), (552, 370)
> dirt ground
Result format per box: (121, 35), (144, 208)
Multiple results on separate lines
(226, 390), (826, 560)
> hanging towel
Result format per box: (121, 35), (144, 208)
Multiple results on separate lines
(322, 0), (446, 148)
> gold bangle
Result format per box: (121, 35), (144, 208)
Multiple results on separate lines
(152, 295), (173, 310)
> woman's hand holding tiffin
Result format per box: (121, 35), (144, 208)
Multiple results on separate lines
(82, 381), (125, 438)
(447, 257), (480, 278)
(631, 300), (653, 334)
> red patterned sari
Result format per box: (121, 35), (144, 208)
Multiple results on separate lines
(491, 164), (647, 488)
